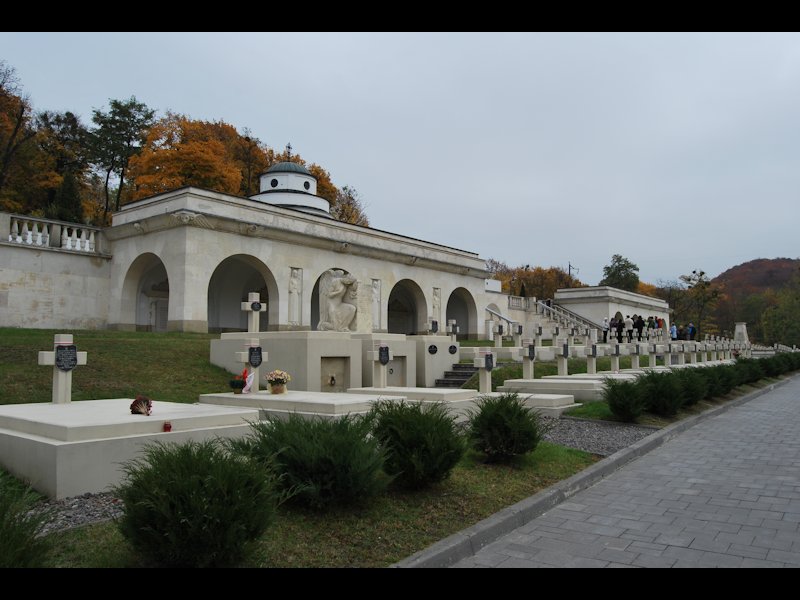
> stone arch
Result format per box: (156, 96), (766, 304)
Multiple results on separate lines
(387, 279), (427, 335)
(120, 253), (170, 332)
(447, 287), (478, 340)
(207, 255), (278, 332)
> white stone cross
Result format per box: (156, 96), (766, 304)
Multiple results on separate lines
(447, 319), (459, 343)
(473, 349), (494, 394)
(241, 292), (267, 333)
(367, 342), (393, 389)
(234, 338), (267, 393)
(38, 334), (87, 404)
(518, 339), (535, 379)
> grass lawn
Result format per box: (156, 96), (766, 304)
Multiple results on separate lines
(44, 443), (598, 568)
(0, 328), (228, 405)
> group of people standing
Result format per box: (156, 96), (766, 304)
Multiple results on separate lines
(602, 315), (667, 343)
(670, 322), (697, 341)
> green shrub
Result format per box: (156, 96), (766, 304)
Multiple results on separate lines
(467, 393), (549, 462)
(114, 440), (280, 568)
(717, 365), (738, 395)
(603, 378), (646, 423)
(639, 371), (685, 417)
(674, 369), (708, 407)
(761, 356), (783, 377)
(736, 358), (764, 384)
(232, 415), (388, 509)
(369, 400), (466, 490)
(0, 472), (51, 568)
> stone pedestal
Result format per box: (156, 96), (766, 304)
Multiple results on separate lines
(734, 322), (750, 344)
(415, 335), (457, 388)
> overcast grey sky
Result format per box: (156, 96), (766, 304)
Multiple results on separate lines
(2, 32), (798, 285)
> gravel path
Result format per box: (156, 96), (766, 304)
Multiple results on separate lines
(34, 417), (658, 536)
(543, 416), (658, 457)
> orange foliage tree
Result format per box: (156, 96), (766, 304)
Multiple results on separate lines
(128, 114), (274, 201)
(487, 260), (585, 299)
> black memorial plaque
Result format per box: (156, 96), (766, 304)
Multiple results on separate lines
(484, 353), (494, 371)
(379, 345), (390, 365)
(430, 320), (439, 333)
(428, 345), (438, 355)
(528, 344), (536, 360)
(448, 345), (458, 355)
(250, 301), (262, 312)
(55, 345), (78, 372)
(497, 325), (503, 335)
(248, 346), (263, 368)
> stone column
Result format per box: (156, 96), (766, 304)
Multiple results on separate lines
(518, 341), (535, 380)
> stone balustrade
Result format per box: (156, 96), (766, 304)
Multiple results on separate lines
(4, 214), (102, 254)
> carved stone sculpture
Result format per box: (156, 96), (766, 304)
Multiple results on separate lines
(317, 269), (358, 331)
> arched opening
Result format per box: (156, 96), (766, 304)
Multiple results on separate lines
(120, 253), (170, 332)
(387, 279), (427, 335)
(207, 255), (278, 332)
(446, 287), (478, 340)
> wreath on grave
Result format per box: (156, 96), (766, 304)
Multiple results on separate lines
(130, 395), (153, 416)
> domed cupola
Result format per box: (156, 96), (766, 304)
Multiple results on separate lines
(250, 143), (332, 218)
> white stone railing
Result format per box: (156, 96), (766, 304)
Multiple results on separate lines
(507, 295), (532, 311)
(4, 214), (101, 253)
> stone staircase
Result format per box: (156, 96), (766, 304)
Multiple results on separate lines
(435, 364), (478, 388)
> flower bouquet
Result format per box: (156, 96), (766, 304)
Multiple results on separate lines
(265, 369), (291, 394)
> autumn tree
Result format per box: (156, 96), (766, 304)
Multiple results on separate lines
(36, 111), (91, 213)
(127, 114), (241, 199)
(330, 185), (369, 226)
(486, 260), (584, 299)
(0, 61), (38, 208)
(677, 269), (722, 338)
(49, 171), (83, 223)
(761, 274), (800, 347)
(91, 96), (155, 215)
(599, 254), (640, 291)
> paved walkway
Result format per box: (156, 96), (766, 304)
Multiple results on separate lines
(452, 377), (800, 568)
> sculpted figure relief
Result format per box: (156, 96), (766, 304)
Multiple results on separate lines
(317, 269), (358, 331)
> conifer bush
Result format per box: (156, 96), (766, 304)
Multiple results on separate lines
(0, 472), (51, 568)
(368, 400), (466, 490)
(673, 369), (708, 407)
(603, 378), (646, 423)
(638, 371), (685, 416)
(467, 393), (549, 462)
(114, 440), (280, 567)
(233, 415), (388, 509)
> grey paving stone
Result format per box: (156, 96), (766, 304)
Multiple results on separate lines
(442, 377), (800, 570)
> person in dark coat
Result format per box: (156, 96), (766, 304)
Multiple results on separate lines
(616, 318), (625, 342)
(635, 315), (645, 340)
